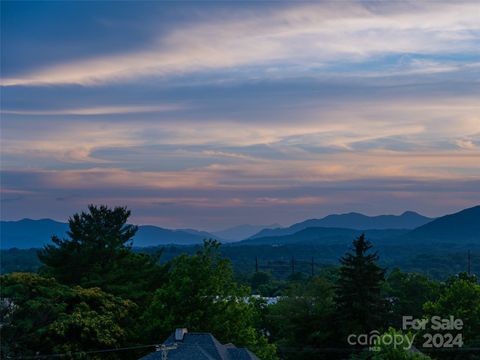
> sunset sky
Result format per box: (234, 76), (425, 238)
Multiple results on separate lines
(1, 1), (480, 230)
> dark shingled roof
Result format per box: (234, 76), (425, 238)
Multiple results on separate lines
(139, 332), (260, 360)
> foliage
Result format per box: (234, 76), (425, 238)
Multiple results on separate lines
(423, 273), (480, 350)
(0, 272), (136, 359)
(249, 271), (287, 296)
(141, 239), (278, 360)
(335, 234), (387, 336)
(0, 248), (42, 273)
(371, 328), (431, 360)
(4, 245), (480, 283)
(383, 268), (441, 328)
(266, 276), (335, 359)
(251, 271), (273, 291)
(351, 328), (432, 360)
(38, 205), (165, 303)
(4, 206), (479, 360)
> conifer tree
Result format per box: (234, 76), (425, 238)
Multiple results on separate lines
(38, 205), (164, 302)
(335, 234), (386, 336)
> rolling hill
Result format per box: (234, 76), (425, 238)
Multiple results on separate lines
(0, 219), (69, 249)
(0, 219), (220, 249)
(403, 205), (480, 243)
(237, 206), (479, 250)
(1, 206), (479, 277)
(238, 227), (408, 246)
(250, 211), (433, 239)
(2, 206), (477, 250)
(212, 223), (281, 241)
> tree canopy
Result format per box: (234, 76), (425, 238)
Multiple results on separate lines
(266, 276), (335, 359)
(38, 205), (165, 303)
(383, 268), (440, 328)
(423, 273), (480, 351)
(1, 273), (136, 359)
(335, 234), (386, 336)
(3, 206), (478, 360)
(141, 239), (278, 359)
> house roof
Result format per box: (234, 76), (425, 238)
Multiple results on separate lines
(139, 332), (260, 360)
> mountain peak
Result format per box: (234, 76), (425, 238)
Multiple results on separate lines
(401, 211), (421, 216)
(0, 219), (219, 249)
(212, 223), (282, 241)
(250, 211), (433, 239)
(406, 205), (480, 241)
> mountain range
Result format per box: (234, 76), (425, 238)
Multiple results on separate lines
(404, 205), (480, 243)
(212, 223), (282, 241)
(1, 206), (478, 249)
(250, 211), (434, 238)
(239, 206), (479, 247)
(236, 228), (409, 246)
(0, 219), (219, 249)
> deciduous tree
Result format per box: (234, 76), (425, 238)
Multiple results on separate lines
(0, 273), (136, 359)
(141, 239), (278, 360)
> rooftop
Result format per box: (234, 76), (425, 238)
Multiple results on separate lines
(139, 329), (260, 360)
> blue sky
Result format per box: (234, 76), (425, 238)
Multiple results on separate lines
(1, 1), (480, 230)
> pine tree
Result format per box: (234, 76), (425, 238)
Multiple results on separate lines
(335, 234), (386, 336)
(38, 205), (165, 302)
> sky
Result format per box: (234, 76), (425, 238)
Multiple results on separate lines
(1, 1), (480, 230)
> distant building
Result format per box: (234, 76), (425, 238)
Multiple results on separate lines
(139, 328), (260, 360)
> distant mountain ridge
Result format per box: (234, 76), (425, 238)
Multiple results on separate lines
(404, 205), (480, 242)
(241, 206), (479, 247)
(237, 227), (409, 246)
(250, 211), (433, 239)
(2, 207), (478, 250)
(0, 219), (221, 249)
(0, 219), (69, 249)
(212, 223), (282, 241)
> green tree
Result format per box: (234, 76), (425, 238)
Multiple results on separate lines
(249, 271), (285, 296)
(383, 269), (440, 328)
(335, 234), (386, 337)
(267, 276), (335, 359)
(0, 273), (136, 359)
(423, 273), (480, 356)
(351, 328), (432, 360)
(141, 239), (278, 360)
(251, 271), (273, 291)
(38, 205), (165, 303)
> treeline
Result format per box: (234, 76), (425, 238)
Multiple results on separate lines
(1, 206), (276, 360)
(3, 245), (479, 281)
(1, 205), (480, 360)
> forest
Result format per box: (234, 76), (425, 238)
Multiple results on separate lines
(1, 205), (479, 360)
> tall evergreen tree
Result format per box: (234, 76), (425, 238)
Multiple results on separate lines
(335, 234), (386, 336)
(38, 205), (164, 302)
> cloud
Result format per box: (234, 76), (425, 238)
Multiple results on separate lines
(456, 138), (478, 150)
(2, 2), (479, 86)
(2, 166), (480, 228)
(2, 93), (479, 170)
(2, 2), (479, 228)
(0, 104), (181, 116)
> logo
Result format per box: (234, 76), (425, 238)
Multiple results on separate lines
(347, 316), (464, 351)
(347, 330), (415, 351)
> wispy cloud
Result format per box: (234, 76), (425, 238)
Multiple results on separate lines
(1, 104), (181, 116)
(2, 2), (479, 86)
(2, 1), (480, 228)
(3, 166), (480, 228)
(2, 95), (479, 167)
